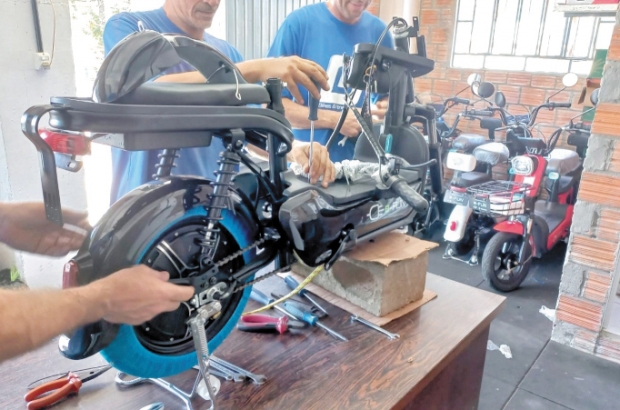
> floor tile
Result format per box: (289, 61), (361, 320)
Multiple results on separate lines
(520, 341), (620, 410)
(478, 375), (516, 410)
(504, 389), (571, 410)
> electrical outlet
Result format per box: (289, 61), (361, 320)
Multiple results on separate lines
(34, 52), (51, 70)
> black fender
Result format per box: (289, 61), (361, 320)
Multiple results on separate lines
(60, 176), (260, 360)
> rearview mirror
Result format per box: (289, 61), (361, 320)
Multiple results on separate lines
(562, 73), (579, 88)
(477, 82), (495, 99)
(590, 88), (600, 106)
(495, 91), (506, 108)
(467, 73), (482, 86)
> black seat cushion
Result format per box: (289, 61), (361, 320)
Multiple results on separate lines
(452, 134), (486, 152)
(545, 175), (576, 194)
(282, 169), (420, 206)
(452, 171), (492, 188)
(115, 82), (271, 106)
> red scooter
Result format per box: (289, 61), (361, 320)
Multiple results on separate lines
(468, 90), (597, 291)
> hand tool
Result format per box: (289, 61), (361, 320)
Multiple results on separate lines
(284, 275), (329, 316)
(351, 315), (400, 340)
(140, 403), (164, 410)
(307, 79), (321, 183)
(25, 364), (112, 409)
(192, 364), (234, 382)
(237, 313), (306, 334)
(206, 362), (246, 383)
(210, 356), (267, 385)
(250, 288), (298, 320)
(282, 301), (348, 342)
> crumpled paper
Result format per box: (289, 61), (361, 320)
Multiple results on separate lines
(487, 340), (512, 359)
(539, 305), (556, 322)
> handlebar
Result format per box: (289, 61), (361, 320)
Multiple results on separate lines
(387, 175), (429, 213)
(468, 109), (493, 117)
(548, 102), (572, 109)
(452, 97), (470, 106)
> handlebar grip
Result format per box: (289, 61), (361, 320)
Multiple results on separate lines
(470, 110), (493, 117)
(307, 79), (321, 121)
(454, 98), (470, 105)
(389, 177), (429, 213)
(549, 102), (572, 109)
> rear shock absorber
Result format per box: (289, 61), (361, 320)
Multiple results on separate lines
(153, 149), (179, 180)
(199, 146), (240, 266)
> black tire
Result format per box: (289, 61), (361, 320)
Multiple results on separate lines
(447, 229), (475, 256)
(482, 232), (531, 292)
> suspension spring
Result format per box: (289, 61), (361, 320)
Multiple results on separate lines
(153, 149), (179, 180)
(199, 147), (240, 265)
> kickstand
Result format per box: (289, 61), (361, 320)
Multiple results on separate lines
(116, 303), (223, 410)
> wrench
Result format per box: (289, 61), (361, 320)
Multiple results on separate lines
(351, 315), (400, 340)
(211, 356), (267, 385)
(207, 362), (246, 383)
(192, 365), (234, 382)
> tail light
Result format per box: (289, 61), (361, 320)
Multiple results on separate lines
(449, 221), (458, 231)
(40, 129), (90, 155)
(63, 260), (79, 289)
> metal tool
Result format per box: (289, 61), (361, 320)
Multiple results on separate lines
(206, 361), (246, 383)
(351, 315), (400, 340)
(238, 313), (306, 334)
(284, 275), (329, 316)
(140, 403), (164, 410)
(211, 356), (267, 385)
(27, 364), (112, 390)
(307, 79), (321, 182)
(250, 289), (298, 321)
(282, 302), (347, 342)
(192, 364), (234, 382)
(25, 364), (112, 409)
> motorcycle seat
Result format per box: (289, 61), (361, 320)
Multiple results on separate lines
(544, 175), (577, 195)
(473, 142), (509, 166)
(452, 134), (486, 151)
(546, 149), (580, 176)
(115, 82), (272, 107)
(281, 168), (421, 206)
(451, 171), (493, 188)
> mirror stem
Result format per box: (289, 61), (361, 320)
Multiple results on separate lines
(547, 87), (566, 103)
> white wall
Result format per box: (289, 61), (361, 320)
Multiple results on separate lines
(0, 0), (87, 287)
(380, 0), (420, 23)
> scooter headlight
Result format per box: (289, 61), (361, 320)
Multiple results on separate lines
(511, 156), (534, 175)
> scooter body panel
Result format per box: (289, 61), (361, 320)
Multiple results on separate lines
(443, 204), (473, 242)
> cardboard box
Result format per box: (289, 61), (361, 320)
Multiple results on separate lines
(292, 232), (438, 317)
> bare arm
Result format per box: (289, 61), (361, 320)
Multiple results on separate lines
(282, 98), (362, 138)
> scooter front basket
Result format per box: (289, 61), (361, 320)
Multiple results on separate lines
(467, 180), (531, 216)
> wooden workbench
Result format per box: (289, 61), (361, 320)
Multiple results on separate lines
(0, 274), (505, 410)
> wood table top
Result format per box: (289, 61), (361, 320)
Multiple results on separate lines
(0, 273), (505, 410)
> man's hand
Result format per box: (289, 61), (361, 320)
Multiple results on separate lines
(288, 141), (336, 188)
(0, 202), (89, 257)
(89, 265), (195, 325)
(341, 111), (363, 138)
(256, 56), (330, 104)
(372, 98), (389, 121)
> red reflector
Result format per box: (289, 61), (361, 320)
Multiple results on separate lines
(40, 129), (90, 155)
(450, 221), (458, 231)
(63, 260), (79, 289)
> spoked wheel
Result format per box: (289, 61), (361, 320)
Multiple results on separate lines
(100, 207), (255, 378)
(481, 232), (531, 292)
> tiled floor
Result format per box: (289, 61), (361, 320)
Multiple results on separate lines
(427, 231), (620, 410)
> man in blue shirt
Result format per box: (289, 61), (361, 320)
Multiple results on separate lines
(267, 0), (394, 162)
(104, 0), (336, 203)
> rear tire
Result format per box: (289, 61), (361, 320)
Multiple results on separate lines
(482, 232), (531, 292)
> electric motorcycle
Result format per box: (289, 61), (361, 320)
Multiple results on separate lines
(472, 89), (598, 292)
(22, 19), (435, 379)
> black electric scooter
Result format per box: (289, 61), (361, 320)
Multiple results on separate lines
(22, 19), (435, 380)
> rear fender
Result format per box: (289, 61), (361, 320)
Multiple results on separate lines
(443, 204), (473, 242)
(60, 176), (259, 360)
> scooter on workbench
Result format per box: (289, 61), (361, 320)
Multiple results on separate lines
(471, 85), (596, 292)
(22, 18), (435, 384)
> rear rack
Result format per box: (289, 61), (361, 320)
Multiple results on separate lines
(466, 180), (531, 216)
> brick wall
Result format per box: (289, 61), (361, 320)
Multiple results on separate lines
(552, 19), (620, 363)
(416, 0), (584, 152)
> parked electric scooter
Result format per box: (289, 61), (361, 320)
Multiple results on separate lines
(472, 88), (598, 292)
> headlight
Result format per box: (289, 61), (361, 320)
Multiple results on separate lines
(511, 156), (534, 175)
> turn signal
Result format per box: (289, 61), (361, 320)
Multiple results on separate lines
(40, 128), (90, 155)
(63, 260), (79, 289)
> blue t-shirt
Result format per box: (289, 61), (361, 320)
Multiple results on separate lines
(103, 8), (244, 204)
(267, 3), (393, 162)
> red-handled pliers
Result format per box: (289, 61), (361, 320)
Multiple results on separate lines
(25, 364), (112, 409)
(237, 314), (307, 334)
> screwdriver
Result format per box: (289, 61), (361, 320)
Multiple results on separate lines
(250, 289), (298, 321)
(237, 314), (306, 334)
(284, 275), (329, 316)
(307, 79), (321, 183)
(282, 301), (348, 342)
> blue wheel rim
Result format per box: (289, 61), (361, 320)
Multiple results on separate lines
(100, 208), (253, 378)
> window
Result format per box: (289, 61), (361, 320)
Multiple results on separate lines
(452, 0), (615, 74)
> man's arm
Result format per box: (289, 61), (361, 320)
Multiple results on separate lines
(0, 266), (193, 362)
(282, 99), (361, 138)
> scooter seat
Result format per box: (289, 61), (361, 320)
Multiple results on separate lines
(473, 142), (509, 166)
(452, 134), (486, 151)
(115, 82), (272, 106)
(546, 149), (580, 176)
(451, 171), (492, 188)
(544, 175), (577, 195)
(281, 169), (421, 206)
